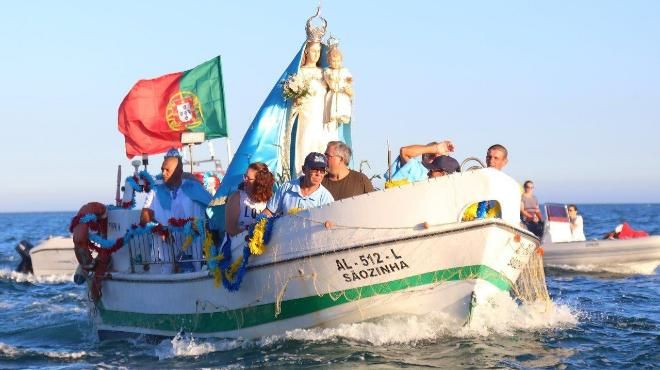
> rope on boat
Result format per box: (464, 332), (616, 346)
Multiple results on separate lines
(274, 271), (320, 317)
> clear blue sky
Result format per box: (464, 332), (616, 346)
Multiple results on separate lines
(1, 1), (659, 212)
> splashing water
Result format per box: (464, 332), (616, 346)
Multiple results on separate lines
(0, 268), (73, 284)
(155, 333), (247, 360)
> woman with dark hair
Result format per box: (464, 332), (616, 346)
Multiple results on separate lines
(567, 204), (586, 241)
(225, 162), (275, 237)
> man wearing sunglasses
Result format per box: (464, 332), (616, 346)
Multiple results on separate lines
(322, 141), (374, 200)
(264, 152), (334, 216)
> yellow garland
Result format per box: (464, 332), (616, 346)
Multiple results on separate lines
(181, 219), (203, 251)
(462, 203), (479, 221)
(461, 201), (501, 221)
(248, 217), (268, 255)
(487, 203), (501, 218)
(181, 235), (193, 251)
(213, 267), (222, 288)
(224, 255), (244, 281)
(202, 230), (212, 259)
(385, 179), (409, 189)
(287, 207), (303, 215)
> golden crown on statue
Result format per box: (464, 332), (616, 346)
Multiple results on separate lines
(305, 7), (328, 43)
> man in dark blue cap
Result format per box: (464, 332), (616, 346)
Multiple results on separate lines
(385, 140), (455, 184)
(427, 155), (460, 178)
(264, 152), (334, 216)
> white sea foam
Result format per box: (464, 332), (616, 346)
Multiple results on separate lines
(154, 295), (578, 355)
(0, 301), (15, 310)
(155, 333), (246, 360)
(547, 260), (659, 275)
(261, 293), (577, 346)
(0, 268), (73, 284)
(0, 341), (92, 360)
(43, 350), (89, 359)
(276, 313), (459, 345)
(463, 292), (578, 337)
(0, 342), (21, 357)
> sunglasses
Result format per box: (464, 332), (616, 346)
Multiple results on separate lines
(324, 152), (342, 160)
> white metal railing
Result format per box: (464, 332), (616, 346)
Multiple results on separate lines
(127, 230), (205, 274)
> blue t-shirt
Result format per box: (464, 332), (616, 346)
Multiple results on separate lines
(266, 177), (334, 215)
(385, 157), (428, 183)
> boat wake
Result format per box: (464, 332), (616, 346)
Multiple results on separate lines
(0, 268), (73, 284)
(546, 260), (659, 276)
(154, 293), (577, 359)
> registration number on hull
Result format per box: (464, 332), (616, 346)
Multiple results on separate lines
(335, 248), (410, 282)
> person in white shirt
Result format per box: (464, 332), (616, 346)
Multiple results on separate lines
(140, 149), (211, 273)
(567, 204), (586, 241)
(224, 162), (274, 239)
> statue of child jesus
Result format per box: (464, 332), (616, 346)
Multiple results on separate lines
(323, 45), (353, 126)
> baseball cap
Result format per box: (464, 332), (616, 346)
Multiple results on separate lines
(165, 148), (182, 158)
(303, 152), (328, 169)
(428, 155), (460, 174)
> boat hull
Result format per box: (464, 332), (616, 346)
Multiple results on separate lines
(29, 236), (76, 277)
(93, 220), (538, 339)
(543, 236), (660, 265)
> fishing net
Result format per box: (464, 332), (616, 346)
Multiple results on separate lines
(511, 248), (551, 305)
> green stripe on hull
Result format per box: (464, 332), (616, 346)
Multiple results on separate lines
(99, 265), (510, 333)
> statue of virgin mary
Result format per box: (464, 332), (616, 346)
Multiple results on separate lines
(289, 37), (329, 175)
(209, 8), (353, 231)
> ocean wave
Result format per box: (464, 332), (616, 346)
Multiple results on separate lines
(0, 341), (92, 360)
(0, 268), (73, 284)
(546, 260), (659, 276)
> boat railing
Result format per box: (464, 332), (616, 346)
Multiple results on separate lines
(127, 230), (206, 274)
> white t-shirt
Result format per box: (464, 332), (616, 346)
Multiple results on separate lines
(570, 215), (586, 241)
(237, 190), (267, 231)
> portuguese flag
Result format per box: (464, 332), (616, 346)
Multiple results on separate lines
(118, 56), (228, 158)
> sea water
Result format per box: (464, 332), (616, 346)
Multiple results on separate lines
(0, 205), (658, 369)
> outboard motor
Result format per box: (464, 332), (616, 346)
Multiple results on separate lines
(15, 240), (34, 274)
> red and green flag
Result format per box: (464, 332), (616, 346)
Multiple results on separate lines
(118, 56), (228, 158)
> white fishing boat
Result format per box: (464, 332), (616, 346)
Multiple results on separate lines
(15, 236), (77, 277)
(74, 8), (549, 340)
(541, 204), (660, 274)
(91, 168), (543, 339)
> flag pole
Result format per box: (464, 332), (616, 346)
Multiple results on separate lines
(115, 165), (122, 207)
(226, 138), (233, 164)
(387, 140), (392, 181)
(187, 144), (194, 173)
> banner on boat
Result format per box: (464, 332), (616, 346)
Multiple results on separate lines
(118, 56), (228, 158)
